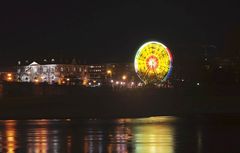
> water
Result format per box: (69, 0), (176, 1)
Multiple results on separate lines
(0, 116), (240, 153)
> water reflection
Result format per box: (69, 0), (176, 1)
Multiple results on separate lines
(0, 120), (18, 153)
(26, 120), (71, 153)
(1, 116), (238, 153)
(0, 117), (177, 153)
(78, 116), (177, 153)
(27, 127), (49, 153)
(133, 124), (175, 153)
(107, 125), (132, 153)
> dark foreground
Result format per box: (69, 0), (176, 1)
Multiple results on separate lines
(1, 116), (240, 153)
(0, 84), (239, 119)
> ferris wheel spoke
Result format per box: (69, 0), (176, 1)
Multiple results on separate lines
(152, 69), (161, 82)
(142, 68), (150, 82)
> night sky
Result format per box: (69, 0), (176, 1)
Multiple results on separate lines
(0, 0), (239, 66)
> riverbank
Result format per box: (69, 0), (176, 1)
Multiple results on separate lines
(0, 85), (239, 119)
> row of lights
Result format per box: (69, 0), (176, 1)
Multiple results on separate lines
(18, 59), (56, 65)
(110, 79), (143, 87)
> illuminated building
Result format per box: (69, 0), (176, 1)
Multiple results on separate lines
(87, 63), (139, 86)
(16, 61), (88, 85)
(87, 64), (107, 83)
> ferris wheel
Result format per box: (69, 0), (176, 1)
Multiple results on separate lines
(134, 41), (173, 85)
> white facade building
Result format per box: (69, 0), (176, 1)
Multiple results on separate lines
(17, 61), (87, 84)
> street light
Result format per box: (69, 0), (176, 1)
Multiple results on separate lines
(7, 73), (12, 77)
(34, 79), (39, 84)
(107, 70), (112, 75)
(7, 77), (12, 81)
(122, 75), (127, 80)
(6, 73), (13, 81)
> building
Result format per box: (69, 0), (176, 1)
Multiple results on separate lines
(16, 61), (88, 85)
(0, 59), (143, 88)
(85, 63), (139, 87)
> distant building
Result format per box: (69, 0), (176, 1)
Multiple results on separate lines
(16, 61), (88, 85)
(0, 59), (143, 87)
(86, 63), (139, 86)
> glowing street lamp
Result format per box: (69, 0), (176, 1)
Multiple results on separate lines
(122, 75), (127, 80)
(107, 70), (112, 78)
(107, 70), (112, 75)
(6, 73), (13, 81)
(7, 73), (12, 77)
(34, 79), (39, 84)
(7, 77), (12, 81)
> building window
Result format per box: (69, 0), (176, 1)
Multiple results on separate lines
(43, 67), (47, 73)
(51, 67), (55, 72)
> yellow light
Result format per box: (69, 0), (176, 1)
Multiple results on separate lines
(83, 80), (87, 85)
(7, 73), (12, 77)
(122, 75), (127, 80)
(107, 70), (112, 74)
(7, 77), (12, 81)
(66, 78), (70, 81)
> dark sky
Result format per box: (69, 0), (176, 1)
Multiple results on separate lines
(0, 0), (239, 66)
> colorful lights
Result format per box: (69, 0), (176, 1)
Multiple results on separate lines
(134, 41), (173, 85)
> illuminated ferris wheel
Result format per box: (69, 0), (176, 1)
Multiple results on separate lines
(134, 41), (173, 85)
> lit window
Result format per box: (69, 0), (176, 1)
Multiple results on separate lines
(43, 67), (47, 72)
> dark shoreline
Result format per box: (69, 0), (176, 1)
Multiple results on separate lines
(0, 91), (240, 119)
(0, 84), (239, 120)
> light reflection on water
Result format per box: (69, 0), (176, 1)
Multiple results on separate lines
(0, 117), (177, 153)
(0, 116), (239, 153)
